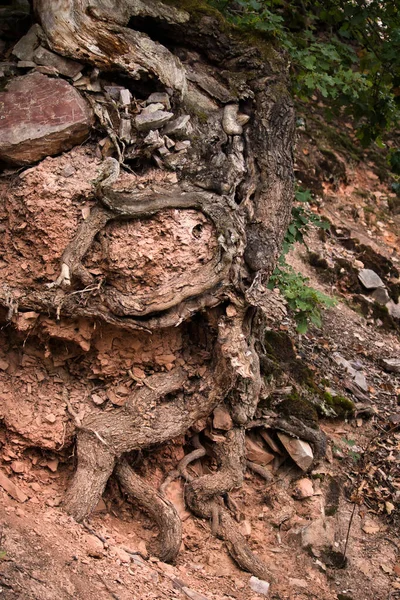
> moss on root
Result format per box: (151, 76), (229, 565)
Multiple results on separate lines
(321, 392), (355, 418)
(278, 395), (319, 430)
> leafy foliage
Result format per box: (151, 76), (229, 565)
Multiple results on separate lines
(210, 0), (400, 144)
(268, 187), (335, 333)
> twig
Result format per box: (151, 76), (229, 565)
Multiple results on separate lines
(342, 502), (357, 565)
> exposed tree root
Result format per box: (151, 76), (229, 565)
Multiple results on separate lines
(246, 460), (273, 482)
(160, 434), (206, 496)
(115, 458), (182, 563)
(184, 428), (272, 580)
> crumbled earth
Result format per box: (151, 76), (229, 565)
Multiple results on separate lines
(1, 89), (400, 600)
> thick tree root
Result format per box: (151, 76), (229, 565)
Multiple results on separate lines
(115, 458), (182, 563)
(184, 428), (272, 580)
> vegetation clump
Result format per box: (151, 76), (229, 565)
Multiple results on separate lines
(278, 395), (319, 430)
(321, 392), (355, 419)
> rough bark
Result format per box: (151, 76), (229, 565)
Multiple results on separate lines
(0, 0), (299, 579)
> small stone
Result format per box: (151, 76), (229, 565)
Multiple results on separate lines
(381, 358), (400, 373)
(354, 372), (368, 392)
(146, 92), (171, 109)
(212, 406), (233, 431)
(174, 140), (191, 152)
(119, 88), (131, 106)
(119, 117), (132, 142)
(93, 498), (107, 513)
(33, 46), (82, 78)
(163, 115), (191, 138)
(277, 433), (313, 471)
(143, 130), (164, 148)
(292, 478), (314, 499)
(17, 60), (36, 69)
(60, 164), (76, 178)
(85, 535), (104, 558)
(103, 85), (125, 99)
(0, 471), (28, 502)
(259, 430), (281, 454)
(11, 460), (25, 474)
(358, 269), (384, 290)
(157, 144), (170, 156)
(371, 286), (390, 305)
(354, 259), (364, 269)
(46, 459), (59, 472)
(245, 436), (274, 465)
(142, 102), (165, 115)
(44, 413), (56, 424)
(239, 520), (252, 537)
(163, 135), (175, 149)
(386, 299), (400, 319)
(249, 576), (270, 596)
(135, 110), (174, 132)
(0, 359), (9, 371)
(111, 546), (131, 563)
(289, 578), (308, 589)
(12, 24), (43, 61)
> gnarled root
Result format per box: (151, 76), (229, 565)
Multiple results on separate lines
(115, 458), (182, 563)
(184, 428), (272, 580)
(63, 430), (116, 522)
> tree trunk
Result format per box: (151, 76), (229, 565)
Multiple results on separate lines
(1, 0), (296, 579)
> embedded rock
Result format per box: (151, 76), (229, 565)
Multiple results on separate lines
(381, 358), (400, 374)
(277, 433), (313, 471)
(33, 46), (83, 78)
(358, 269), (384, 290)
(245, 436), (274, 465)
(0, 72), (93, 165)
(12, 24), (43, 61)
(135, 110), (174, 132)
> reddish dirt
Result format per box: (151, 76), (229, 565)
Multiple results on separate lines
(1, 127), (400, 600)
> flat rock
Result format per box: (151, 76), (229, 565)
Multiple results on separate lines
(277, 433), (313, 471)
(135, 110), (173, 132)
(12, 24), (43, 61)
(245, 435), (274, 465)
(386, 299), (400, 319)
(0, 72), (93, 165)
(371, 286), (390, 304)
(33, 46), (82, 78)
(358, 268), (384, 290)
(354, 371), (368, 392)
(212, 406), (233, 431)
(249, 576), (270, 596)
(163, 115), (191, 138)
(381, 358), (400, 373)
(0, 471), (28, 502)
(146, 92), (171, 109)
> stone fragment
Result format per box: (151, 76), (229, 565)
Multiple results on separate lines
(358, 269), (384, 290)
(119, 117), (132, 142)
(85, 535), (104, 558)
(11, 461), (25, 474)
(12, 24), (43, 61)
(146, 92), (171, 109)
(163, 115), (191, 137)
(277, 433), (313, 471)
(119, 88), (131, 106)
(0, 471), (28, 502)
(144, 130), (164, 148)
(164, 135), (175, 149)
(249, 576), (270, 596)
(0, 72), (93, 166)
(17, 60), (36, 69)
(386, 299), (400, 319)
(44, 413), (56, 423)
(142, 102), (165, 115)
(292, 478), (314, 499)
(103, 85), (125, 99)
(60, 164), (76, 178)
(354, 372), (368, 392)
(110, 546), (131, 563)
(259, 429), (282, 454)
(46, 459), (59, 472)
(135, 110), (174, 132)
(33, 46), (82, 78)
(300, 517), (335, 554)
(245, 436), (274, 465)
(174, 140), (191, 152)
(371, 286), (390, 304)
(157, 145), (170, 156)
(0, 359), (9, 371)
(213, 406), (233, 431)
(381, 358), (400, 373)
(34, 65), (59, 76)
